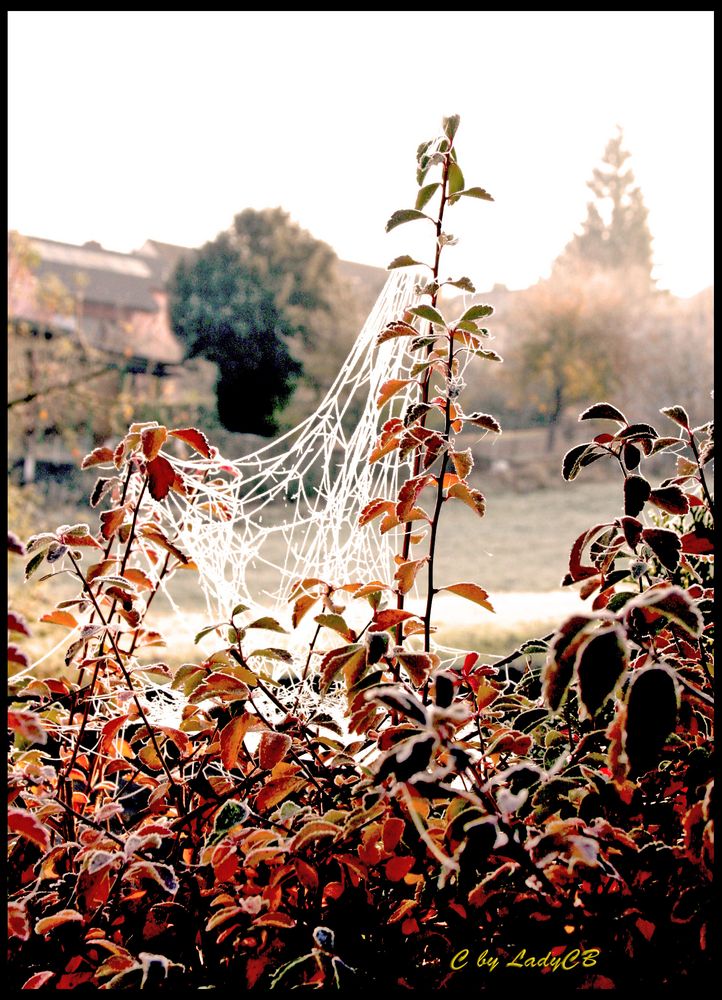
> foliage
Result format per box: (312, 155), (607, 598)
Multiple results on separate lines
(7, 118), (715, 991)
(169, 209), (363, 436)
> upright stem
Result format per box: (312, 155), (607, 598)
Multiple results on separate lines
(395, 149), (452, 648)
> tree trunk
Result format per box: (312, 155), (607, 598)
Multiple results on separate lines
(546, 384), (563, 452)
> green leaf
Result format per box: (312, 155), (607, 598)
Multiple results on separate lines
(314, 613), (355, 641)
(246, 616), (287, 633)
(194, 624), (221, 644)
(415, 183), (440, 211)
(474, 349), (503, 363)
(231, 603), (249, 618)
(449, 186), (494, 204)
(248, 648), (293, 662)
(408, 304), (446, 327)
(448, 161), (465, 196)
(385, 209), (432, 233)
(446, 276), (476, 292)
(442, 114), (461, 141)
(459, 303), (493, 323)
(387, 255), (424, 270)
(24, 551), (47, 581)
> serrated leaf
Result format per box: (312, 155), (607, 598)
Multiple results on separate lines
(255, 776), (306, 813)
(562, 443), (596, 482)
(459, 303), (493, 324)
(447, 483), (486, 517)
(314, 614), (355, 641)
(141, 426), (167, 461)
(447, 276), (476, 292)
(624, 585), (703, 638)
(466, 412), (502, 434)
(385, 209), (432, 233)
(81, 446), (115, 469)
(660, 405), (690, 429)
(449, 186), (494, 204)
(169, 426), (212, 458)
(408, 304), (446, 327)
(376, 379), (412, 409)
(40, 610), (78, 629)
(388, 255), (424, 270)
(649, 486), (690, 516)
(579, 402), (627, 423)
(248, 648), (294, 662)
(319, 644), (366, 694)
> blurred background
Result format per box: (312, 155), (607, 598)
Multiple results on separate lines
(7, 11), (713, 669)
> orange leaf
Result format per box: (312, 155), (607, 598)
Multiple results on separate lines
(359, 498), (395, 527)
(100, 507), (127, 541)
(220, 715), (252, 770)
(447, 482), (486, 518)
(35, 909), (84, 936)
(394, 557), (428, 596)
(40, 609), (78, 629)
(255, 776), (306, 813)
(369, 609), (419, 632)
(291, 593), (318, 628)
(81, 446), (114, 469)
(258, 731), (292, 770)
(8, 808), (51, 851)
(450, 448), (474, 479)
(441, 583), (495, 613)
(253, 911), (297, 929)
(123, 568), (154, 590)
(385, 856), (415, 882)
(169, 426), (212, 458)
(294, 859), (319, 890)
(22, 972), (55, 989)
(377, 379), (412, 408)
(141, 426), (167, 461)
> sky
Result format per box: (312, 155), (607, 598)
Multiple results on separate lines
(7, 11), (714, 297)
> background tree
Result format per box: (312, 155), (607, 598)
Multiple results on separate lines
(170, 209), (363, 436)
(558, 126), (655, 285)
(505, 259), (633, 451)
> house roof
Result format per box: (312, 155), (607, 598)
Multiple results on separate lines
(27, 237), (160, 311)
(135, 238), (196, 284)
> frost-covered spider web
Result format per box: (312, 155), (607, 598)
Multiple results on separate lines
(156, 268), (428, 638)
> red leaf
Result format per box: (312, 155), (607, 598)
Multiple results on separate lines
(141, 426), (167, 461)
(383, 816), (405, 853)
(8, 900), (30, 941)
(100, 507), (126, 541)
(22, 971), (55, 988)
(369, 609), (419, 632)
(8, 644), (29, 668)
(8, 611), (30, 636)
(169, 426), (212, 458)
(258, 731), (292, 770)
(147, 456), (175, 501)
(8, 709), (48, 745)
(386, 856), (415, 882)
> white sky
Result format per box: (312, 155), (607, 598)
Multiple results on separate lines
(7, 11), (714, 297)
